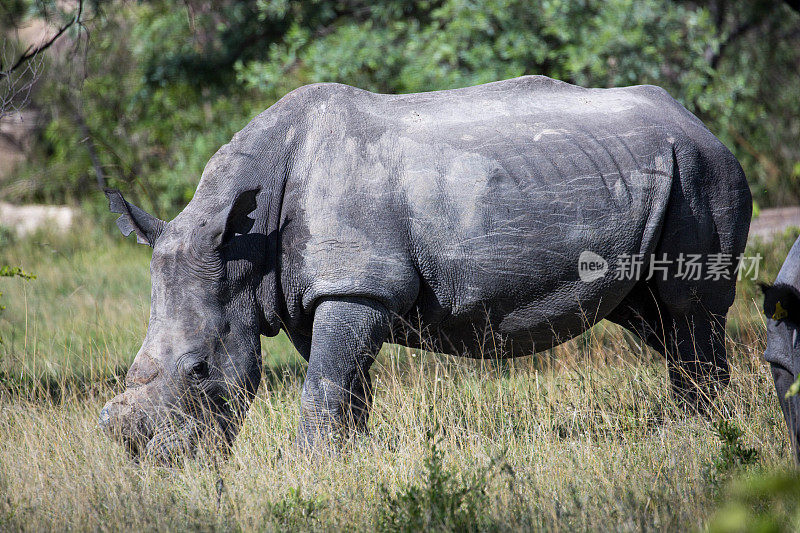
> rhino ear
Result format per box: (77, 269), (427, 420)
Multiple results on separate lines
(104, 188), (165, 247)
(762, 282), (800, 324)
(208, 188), (259, 248)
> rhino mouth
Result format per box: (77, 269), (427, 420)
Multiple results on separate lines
(98, 396), (157, 459)
(100, 412), (216, 464)
(99, 400), (236, 464)
(142, 416), (201, 463)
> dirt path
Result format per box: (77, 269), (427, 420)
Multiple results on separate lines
(0, 201), (76, 236)
(749, 206), (800, 241)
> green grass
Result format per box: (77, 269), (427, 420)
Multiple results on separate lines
(0, 219), (797, 531)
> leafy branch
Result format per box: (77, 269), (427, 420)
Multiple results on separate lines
(0, 266), (36, 281)
(0, 266), (35, 343)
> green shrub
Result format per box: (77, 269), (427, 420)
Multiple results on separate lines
(267, 486), (326, 530)
(704, 420), (760, 491)
(377, 429), (494, 533)
(714, 420), (760, 473)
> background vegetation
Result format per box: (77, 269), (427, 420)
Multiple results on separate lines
(1, 0), (799, 217)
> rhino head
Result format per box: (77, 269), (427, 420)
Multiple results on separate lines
(762, 235), (800, 463)
(98, 187), (276, 463)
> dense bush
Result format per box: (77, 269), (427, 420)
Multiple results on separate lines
(3, 0), (799, 216)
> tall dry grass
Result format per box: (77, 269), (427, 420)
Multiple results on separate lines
(0, 222), (796, 531)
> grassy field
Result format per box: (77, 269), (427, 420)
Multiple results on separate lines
(0, 219), (798, 531)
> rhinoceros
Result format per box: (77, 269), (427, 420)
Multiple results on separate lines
(98, 76), (752, 460)
(761, 236), (800, 462)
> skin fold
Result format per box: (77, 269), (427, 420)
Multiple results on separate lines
(98, 76), (752, 460)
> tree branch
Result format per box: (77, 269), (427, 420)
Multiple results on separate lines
(73, 106), (106, 189)
(1, 0), (84, 75)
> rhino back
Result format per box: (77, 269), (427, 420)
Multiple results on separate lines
(277, 77), (712, 348)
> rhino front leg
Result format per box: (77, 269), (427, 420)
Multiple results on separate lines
(297, 297), (390, 451)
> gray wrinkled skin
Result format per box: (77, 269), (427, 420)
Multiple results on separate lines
(99, 76), (752, 459)
(761, 236), (800, 463)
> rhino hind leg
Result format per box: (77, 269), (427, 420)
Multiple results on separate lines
(607, 278), (731, 409)
(660, 303), (730, 409)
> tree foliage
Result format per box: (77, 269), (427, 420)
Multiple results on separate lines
(2, 0), (799, 217)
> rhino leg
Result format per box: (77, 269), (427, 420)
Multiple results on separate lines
(297, 297), (390, 451)
(657, 259), (735, 408)
(665, 307), (729, 408)
(608, 279), (730, 409)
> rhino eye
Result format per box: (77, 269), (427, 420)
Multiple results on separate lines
(191, 360), (209, 379)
